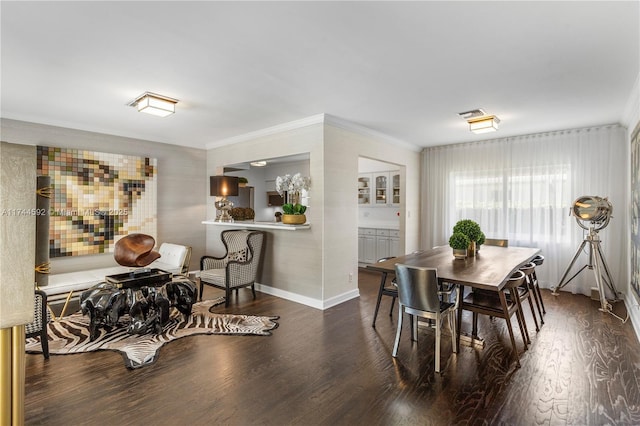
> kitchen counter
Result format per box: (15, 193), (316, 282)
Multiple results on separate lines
(202, 220), (311, 231)
(358, 222), (400, 230)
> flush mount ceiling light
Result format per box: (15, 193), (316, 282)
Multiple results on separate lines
(128, 92), (178, 117)
(458, 109), (501, 134)
(250, 161), (267, 167)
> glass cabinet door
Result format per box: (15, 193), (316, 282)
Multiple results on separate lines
(358, 175), (371, 205)
(375, 174), (387, 204)
(392, 173), (400, 205)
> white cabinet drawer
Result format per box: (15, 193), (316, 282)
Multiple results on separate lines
(360, 228), (376, 236)
(376, 229), (389, 236)
(389, 230), (400, 238)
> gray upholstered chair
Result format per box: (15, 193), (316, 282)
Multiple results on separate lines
(392, 264), (459, 373)
(199, 230), (266, 307)
(26, 289), (50, 359)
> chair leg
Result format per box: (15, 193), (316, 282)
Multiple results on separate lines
(456, 291), (464, 350)
(513, 296), (530, 347)
(199, 279), (204, 302)
(535, 283), (546, 315)
(499, 290), (521, 368)
(389, 297), (396, 316)
(40, 328), (49, 359)
(392, 304), (403, 357)
(449, 310), (458, 354)
(532, 270), (546, 316)
(225, 287), (231, 307)
(251, 284), (256, 299)
(435, 313), (441, 373)
(372, 272), (387, 328)
(472, 313), (479, 339)
(411, 315), (417, 341)
(526, 291), (540, 332)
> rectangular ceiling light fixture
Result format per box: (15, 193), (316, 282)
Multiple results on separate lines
(468, 115), (500, 134)
(128, 92), (178, 117)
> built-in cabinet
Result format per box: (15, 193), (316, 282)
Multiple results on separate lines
(358, 171), (400, 207)
(358, 227), (400, 264)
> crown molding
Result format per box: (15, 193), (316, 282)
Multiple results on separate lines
(323, 114), (421, 152)
(206, 113), (421, 152)
(205, 114), (326, 149)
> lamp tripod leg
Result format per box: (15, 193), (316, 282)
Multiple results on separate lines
(594, 241), (618, 299)
(553, 240), (588, 295)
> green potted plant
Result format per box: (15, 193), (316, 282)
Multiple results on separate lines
(238, 177), (248, 187)
(476, 231), (485, 252)
(449, 232), (470, 259)
(281, 203), (307, 225)
(453, 219), (482, 257)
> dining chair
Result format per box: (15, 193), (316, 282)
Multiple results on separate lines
(484, 238), (509, 247)
(392, 264), (459, 373)
(531, 254), (546, 315)
(372, 256), (397, 327)
(519, 262), (543, 328)
(458, 270), (528, 367)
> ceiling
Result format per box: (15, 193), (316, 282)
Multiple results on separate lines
(1, 1), (638, 150)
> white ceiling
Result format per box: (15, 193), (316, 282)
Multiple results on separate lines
(1, 1), (638, 150)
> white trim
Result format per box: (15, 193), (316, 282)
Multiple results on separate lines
(324, 114), (422, 152)
(205, 113), (421, 152)
(205, 114), (326, 149)
(255, 283), (360, 310)
(625, 293), (640, 338)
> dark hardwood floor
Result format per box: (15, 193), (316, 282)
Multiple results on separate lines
(25, 270), (640, 425)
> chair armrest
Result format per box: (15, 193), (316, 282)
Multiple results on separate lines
(200, 255), (226, 270)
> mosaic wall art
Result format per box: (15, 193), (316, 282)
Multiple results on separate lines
(37, 147), (157, 257)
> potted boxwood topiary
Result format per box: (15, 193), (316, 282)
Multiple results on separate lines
(476, 231), (485, 252)
(238, 177), (248, 187)
(453, 219), (482, 257)
(449, 232), (470, 259)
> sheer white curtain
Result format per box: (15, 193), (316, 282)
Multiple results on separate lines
(421, 124), (628, 296)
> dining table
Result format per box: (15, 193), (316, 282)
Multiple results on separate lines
(366, 244), (541, 357)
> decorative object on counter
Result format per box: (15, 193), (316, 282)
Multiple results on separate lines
(276, 172), (310, 224)
(26, 298), (279, 369)
(452, 219), (482, 257)
(230, 207), (255, 221)
(282, 202), (307, 224)
(238, 177), (248, 187)
(275, 211), (282, 222)
(449, 232), (470, 259)
(276, 173), (310, 205)
(210, 175), (239, 222)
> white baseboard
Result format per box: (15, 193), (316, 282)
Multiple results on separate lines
(255, 283), (360, 310)
(624, 292), (640, 340)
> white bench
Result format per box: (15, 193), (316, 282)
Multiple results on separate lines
(41, 243), (191, 318)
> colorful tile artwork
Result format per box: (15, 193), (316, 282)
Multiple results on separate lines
(37, 146), (157, 257)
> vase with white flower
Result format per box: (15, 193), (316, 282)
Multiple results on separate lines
(276, 173), (310, 225)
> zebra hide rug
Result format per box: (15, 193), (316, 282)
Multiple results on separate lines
(26, 298), (279, 369)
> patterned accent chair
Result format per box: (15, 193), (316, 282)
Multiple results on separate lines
(26, 289), (50, 358)
(199, 230), (266, 307)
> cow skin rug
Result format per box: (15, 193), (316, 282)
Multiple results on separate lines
(26, 298), (279, 369)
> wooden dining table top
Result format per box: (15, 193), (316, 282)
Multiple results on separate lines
(366, 245), (541, 292)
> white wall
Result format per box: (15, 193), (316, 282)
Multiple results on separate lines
(0, 118), (208, 272)
(205, 114), (421, 309)
(206, 123), (325, 302)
